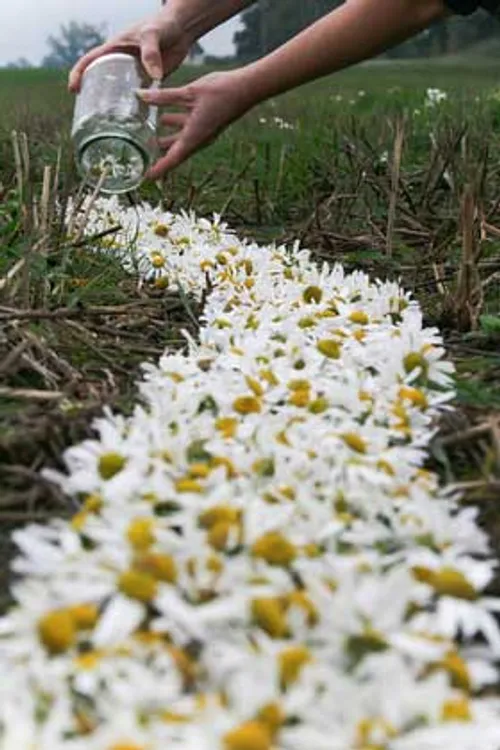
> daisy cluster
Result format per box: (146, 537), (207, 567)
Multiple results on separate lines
(1, 198), (500, 749)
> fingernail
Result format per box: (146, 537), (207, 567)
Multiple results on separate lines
(149, 65), (163, 80)
(135, 88), (153, 101)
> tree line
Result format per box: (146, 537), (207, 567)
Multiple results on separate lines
(5, 7), (500, 70)
(234, 1), (500, 59)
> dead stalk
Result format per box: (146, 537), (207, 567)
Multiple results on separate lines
(386, 117), (405, 258)
(455, 185), (483, 331)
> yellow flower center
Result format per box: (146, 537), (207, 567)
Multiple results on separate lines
(256, 702), (285, 737)
(210, 455), (239, 478)
(153, 222), (170, 237)
(441, 698), (472, 722)
(98, 453), (126, 480)
(208, 521), (235, 551)
(435, 650), (471, 691)
(403, 351), (428, 375)
(38, 610), (76, 654)
(206, 554), (224, 574)
(154, 276), (169, 290)
(151, 252), (166, 268)
(398, 386), (428, 409)
(288, 389), (310, 408)
(356, 717), (398, 746)
(349, 311), (369, 325)
(215, 417), (238, 439)
(127, 517), (156, 551)
(277, 485), (296, 501)
(279, 646), (312, 689)
(287, 379), (311, 392)
(317, 339), (342, 359)
(188, 462), (211, 479)
(83, 494), (103, 513)
(251, 597), (289, 639)
(285, 590), (319, 626)
(353, 329), (366, 342)
(118, 570), (158, 603)
(224, 721), (272, 750)
(233, 396), (262, 415)
(67, 603), (99, 631)
(135, 553), (178, 584)
(341, 432), (367, 454)
(252, 532), (297, 567)
(298, 316), (317, 329)
(199, 505), (241, 529)
(175, 478), (204, 494)
(246, 375), (264, 397)
(376, 459), (395, 476)
(160, 710), (191, 723)
(259, 369), (279, 386)
(74, 650), (104, 670)
(251, 458), (275, 478)
(167, 645), (197, 683)
(308, 397), (330, 414)
(302, 285), (323, 304)
(411, 567), (478, 601)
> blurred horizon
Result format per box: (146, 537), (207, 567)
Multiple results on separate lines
(1, 1), (500, 70)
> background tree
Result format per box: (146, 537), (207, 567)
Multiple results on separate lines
(5, 58), (32, 70)
(235, 3), (500, 60)
(235, 0), (343, 60)
(42, 21), (106, 69)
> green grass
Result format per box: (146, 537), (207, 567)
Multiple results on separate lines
(1, 58), (499, 437)
(0, 57), (499, 591)
(3, 59), (500, 224)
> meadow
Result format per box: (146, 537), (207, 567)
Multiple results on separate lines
(0, 59), (499, 593)
(0, 58), (500, 746)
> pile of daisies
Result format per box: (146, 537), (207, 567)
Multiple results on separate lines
(1, 197), (500, 749)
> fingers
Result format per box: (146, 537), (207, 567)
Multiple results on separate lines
(147, 137), (196, 179)
(160, 112), (188, 128)
(68, 44), (108, 92)
(136, 86), (194, 108)
(157, 135), (178, 150)
(68, 41), (138, 92)
(139, 26), (163, 80)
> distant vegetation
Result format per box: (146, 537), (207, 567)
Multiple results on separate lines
(235, 2), (500, 60)
(3, 7), (500, 71)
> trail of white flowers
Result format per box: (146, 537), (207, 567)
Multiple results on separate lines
(1, 196), (500, 749)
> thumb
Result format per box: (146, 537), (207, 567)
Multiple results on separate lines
(140, 27), (163, 80)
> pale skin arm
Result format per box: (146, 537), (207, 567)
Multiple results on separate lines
(138, 0), (449, 179)
(68, 0), (254, 90)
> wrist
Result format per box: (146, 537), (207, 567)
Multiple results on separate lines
(158, 4), (197, 43)
(236, 62), (274, 109)
(163, 0), (254, 42)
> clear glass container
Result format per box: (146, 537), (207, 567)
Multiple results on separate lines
(71, 53), (158, 194)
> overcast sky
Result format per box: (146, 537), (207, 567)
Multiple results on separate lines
(0, 0), (240, 66)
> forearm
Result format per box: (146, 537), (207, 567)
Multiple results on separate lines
(166, 0), (256, 40)
(240, 0), (448, 104)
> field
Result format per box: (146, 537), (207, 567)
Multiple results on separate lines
(1, 60), (500, 581)
(1, 58), (500, 744)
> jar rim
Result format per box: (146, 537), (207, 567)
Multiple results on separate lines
(84, 52), (139, 76)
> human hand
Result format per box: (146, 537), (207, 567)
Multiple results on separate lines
(68, 9), (192, 92)
(137, 70), (257, 180)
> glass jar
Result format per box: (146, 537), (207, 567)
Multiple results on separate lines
(71, 53), (158, 194)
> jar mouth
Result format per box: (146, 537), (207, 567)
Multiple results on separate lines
(77, 133), (149, 195)
(84, 52), (140, 76)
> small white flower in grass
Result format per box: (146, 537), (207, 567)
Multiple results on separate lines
(425, 88), (448, 106)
